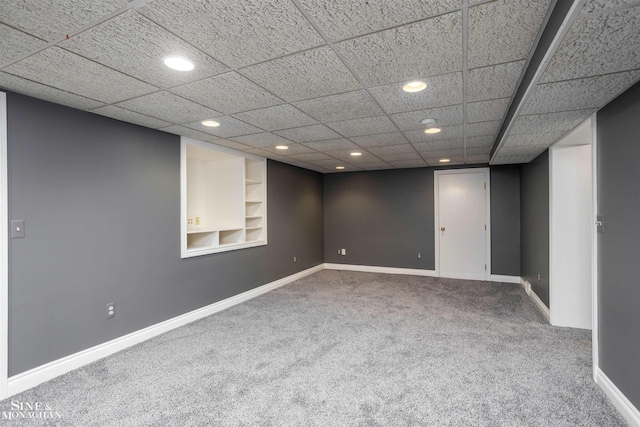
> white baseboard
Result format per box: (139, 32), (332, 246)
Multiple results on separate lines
(5, 264), (324, 399)
(324, 263), (437, 277)
(490, 274), (521, 284)
(520, 278), (550, 321)
(596, 368), (640, 427)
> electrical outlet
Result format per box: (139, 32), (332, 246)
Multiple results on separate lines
(293, 256), (297, 262)
(341, 249), (346, 256)
(537, 274), (541, 281)
(337, 249), (341, 255)
(417, 252), (422, 259)
(107, 303), (115, 318)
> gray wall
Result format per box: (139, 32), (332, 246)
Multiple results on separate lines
(596, 80), (640, 409)
(491, 166), (521, 276)
(520, 151), (550, 307)
(323, 166), (521, 275)
(7, 92), (324, 376)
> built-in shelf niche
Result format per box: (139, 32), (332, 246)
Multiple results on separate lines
(181, 137), (267, 258)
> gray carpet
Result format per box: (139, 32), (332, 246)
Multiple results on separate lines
(0, 270), (626, 426)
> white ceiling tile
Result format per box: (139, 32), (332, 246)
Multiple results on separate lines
(467, 61), (526, 102)
(335, 12), (463, 86)
(377, 152), (422, 162)
(138, 0), (324, 68)
(465, 154), (490, 163)
(349, 132), (408, 148)
(468, 0), (552, 68)
(467, 98), (510, 123)
(367, 144), (416, 156)
(293, 90), (383, 122)
(229, 132), (293, 148)
(467, 120), (502, 137)
(581, 0), (640, 14)
(327, 116), (397, 137)
(387, 159), (427, 168)
(501, 132), (565, 147)
(265, 144), (314, 155)
(0, 71), (105, 110)
(183, 116), (262, 138)
(2, 47), (157, 103)
(303, 139), (359, 151)
(492, 155), (530, 165)
(466, 146), (492, 156)
(390, 105), (463, 131)
(243, 148), (276, 158)
(239, 46), (361, 102)
(306, 158), (350, 169)
(466, 135), (495, 147)
(423, 148), (465, 158)
(298, 0), (461, 41)
(60, 10), (229, 89)
(403, 125), (464, 144)
(275, 124), (342, 143)
(232, 104), (317, 131)
(326, 149), (378, 162)
(159, 125), (221, 143)
(0, 23), (45, 65)
(171, 72), (282, 115)
(289, 152), (335, 162)
(413, 138), (465, 152)
(0, 1), (128, 41)
(92, 105), (172, 129)
(429, 158), (465, 166)
(541, 6), (640, 82)
(369, 72), (463, 113)
(116, 91), (222, 124)
(498, 145), (550, 156)
(510, 110), (594, 135)
(358, 162), (394, 171)
(524, 71), (640, 115)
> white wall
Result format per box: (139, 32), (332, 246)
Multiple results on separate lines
(549, 119), (593, 329)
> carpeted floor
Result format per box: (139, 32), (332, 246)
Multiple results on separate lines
(0, 270), (626, 426)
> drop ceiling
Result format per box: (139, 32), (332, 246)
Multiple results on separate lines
(0, 0), (638, 173)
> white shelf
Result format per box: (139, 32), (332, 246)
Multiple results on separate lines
(182, 137), (267, 257)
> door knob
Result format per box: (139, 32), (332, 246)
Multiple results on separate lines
(440, 227), (445, 231)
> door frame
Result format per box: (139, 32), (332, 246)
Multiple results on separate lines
(434, 168), (491, 280)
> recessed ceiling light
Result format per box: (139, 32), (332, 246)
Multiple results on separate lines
(439, 158), (451, 163)
(403, 81), (427, 93)
(424, 127), (442, 134)
(275, 145), (289, 150)
(350, 152), (362, 157)
(163, 56), (194, 71)
(336, 166), (345, 170)
(201, 120), (220, 127)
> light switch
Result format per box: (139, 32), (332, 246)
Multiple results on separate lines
(11, 220), (25, 239)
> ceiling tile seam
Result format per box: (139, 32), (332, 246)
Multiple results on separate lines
(490, 0), (579, 164)
(462, 0), (469, 162)
(0, 0), (152, 70)
(0, 74), (105, 106)
(109, 92), (226, 121)
(288, 0), (418, 165)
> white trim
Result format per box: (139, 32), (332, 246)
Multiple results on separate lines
(5, 264), (324, 398)
(0, 92), (8, 400)
(520, 279), (550, 321)
(434, 168), (491, 281)
(591, 112), (599, 381)
(490, 274), (521, 284)
(324, 263), (437, 277)
(596, 368), (640, 427)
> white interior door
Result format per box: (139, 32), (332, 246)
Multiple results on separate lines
(436, 169), (490, 281)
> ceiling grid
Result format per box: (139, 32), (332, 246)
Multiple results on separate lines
(0, 0), (638, 172)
